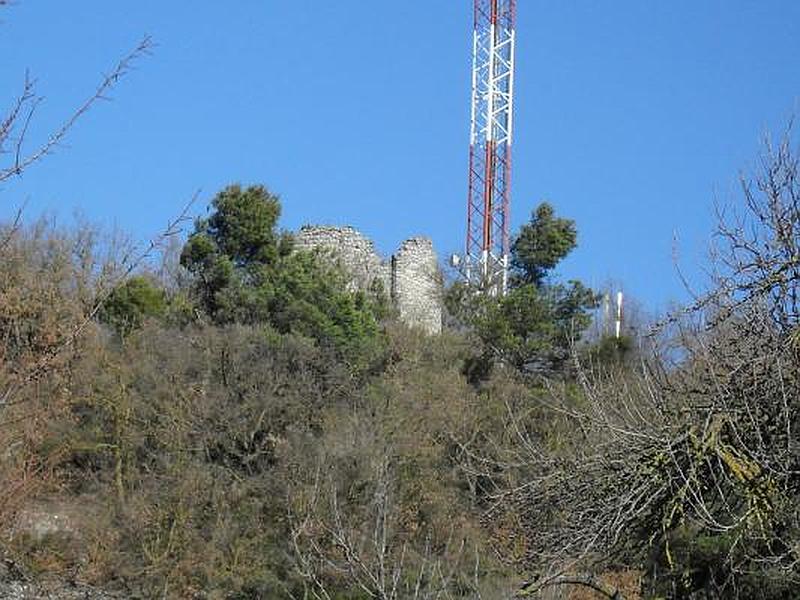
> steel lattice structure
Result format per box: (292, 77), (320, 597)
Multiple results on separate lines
(465, 0), (516, 295)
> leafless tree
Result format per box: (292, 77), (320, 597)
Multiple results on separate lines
(0, 17), (152, 185)
(454, 125), (800, 598)
(288, 454), (490, 600)
(0, 9), (197, 413)
(0, 2), (151, 251)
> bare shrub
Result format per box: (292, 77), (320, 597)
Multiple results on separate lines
(0, 221), (110, 527)
(463, 127), (800, 599)
(287, 326), (516, 599)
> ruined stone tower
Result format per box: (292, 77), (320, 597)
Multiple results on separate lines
(294, 226), (442, 335)
(391, 237), (442, 336)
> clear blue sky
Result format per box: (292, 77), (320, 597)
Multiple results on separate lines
(2, 1), (799, 312)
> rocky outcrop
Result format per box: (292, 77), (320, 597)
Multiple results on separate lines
(0, 558), (119, 599)
(2, 500), (117, 599)
(0, 577), (119, 600)
(295, 226), (442, 335)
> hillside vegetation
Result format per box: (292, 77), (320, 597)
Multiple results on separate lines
(1, 10), (799, 598)
(2, 141), (799, 599)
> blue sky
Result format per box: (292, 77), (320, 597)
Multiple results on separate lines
(2, 1), (799, 313)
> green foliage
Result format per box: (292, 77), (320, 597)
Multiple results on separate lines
(203, 183), (284, 265)
(99, 275), (166, 337)
(511, 202), (577, 286)
(180, 184), (385, 363)
(451, 280), (597, 373)
(447, 202), (598, 376)
(179, 184), (289, 319)
(585, 333), (635, 367)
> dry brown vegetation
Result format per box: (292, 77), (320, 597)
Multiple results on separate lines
(2, 4), (800, 597)
(3, 132), (800, 597)
(460, 129), (800, 600)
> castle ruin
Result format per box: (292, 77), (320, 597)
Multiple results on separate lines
(294, 226), (442, 335)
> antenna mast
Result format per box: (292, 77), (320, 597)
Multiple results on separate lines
(465, 0), (516, 295)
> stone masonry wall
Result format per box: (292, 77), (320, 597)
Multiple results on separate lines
(294, 226), (390, 293)
(391, 237), (442, 335)
(294, 225), (442, 335)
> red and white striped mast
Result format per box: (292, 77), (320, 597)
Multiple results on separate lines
(465, 0), (516, 295)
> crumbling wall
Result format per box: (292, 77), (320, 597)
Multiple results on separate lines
(294, 225), (442, 335)
(391, 237), (442, 335)
(294, 225), (390, 293)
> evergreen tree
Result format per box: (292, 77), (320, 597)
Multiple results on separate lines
(510, 202), (577, 287)
(448, 202), (598, 375)
(180, 184), (385, 361)
(99, 275), (167, 337)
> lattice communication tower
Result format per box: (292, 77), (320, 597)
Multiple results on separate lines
(464, 0), (516, 295)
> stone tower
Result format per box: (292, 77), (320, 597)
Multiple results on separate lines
(391, 237), (442, 336)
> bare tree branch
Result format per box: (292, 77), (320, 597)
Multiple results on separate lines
(458, 123), (800, 597)
(0, 192), (197, 413)
(0, 36), (153, 183)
